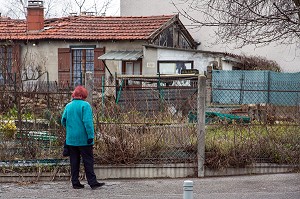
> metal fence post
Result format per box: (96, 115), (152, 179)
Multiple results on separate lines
(101, 75), (105, 118)
(46, 71), (50, 109)
(197, 75), (206, 177)
(85, 72), (94, 105)
(183, 180), (193, 199)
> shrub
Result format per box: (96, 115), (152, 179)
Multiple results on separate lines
(0, 120), (17, 140)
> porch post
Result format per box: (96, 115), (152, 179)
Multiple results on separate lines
(197, 75), (206, 177)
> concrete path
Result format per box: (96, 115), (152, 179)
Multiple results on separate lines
(0, 173), (299, 199)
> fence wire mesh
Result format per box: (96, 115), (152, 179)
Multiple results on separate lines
(0, 75), (199, 171)
(0, 71), (299, 174)
(206, 70), (300, 169)
(93, 75), (198, 164)
(0, 81), (71, 170)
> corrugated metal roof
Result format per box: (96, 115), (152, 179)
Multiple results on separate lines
(99, 50), (143, 60)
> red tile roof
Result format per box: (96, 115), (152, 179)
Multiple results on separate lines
(0, 15), (176, 41)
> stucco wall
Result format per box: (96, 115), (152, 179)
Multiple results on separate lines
(19, 40), (146, 81)
(20, 41), (71, 81)
(143, 46), (158, 75)
(145, 47), (233, 73)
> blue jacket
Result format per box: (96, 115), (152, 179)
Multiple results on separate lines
(61, 99), (94, 146)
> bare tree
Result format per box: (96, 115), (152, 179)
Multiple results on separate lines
(173, 0), (300, 47)
(236, 55), (282, 71)
(1, 0), (115, 18)
(61, 0), (114, 16)
(91, 0), (113, 16)
(74, 0), (87, 14)
(1, 0), (59, 18)
(44, 0), (60, 18)
(2, 0), (27, 19)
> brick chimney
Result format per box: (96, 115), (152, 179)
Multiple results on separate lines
(27, 0), (44, 31)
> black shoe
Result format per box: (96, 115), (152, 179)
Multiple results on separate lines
(91, 182), (105, 190)
(73, 183), (85, 189)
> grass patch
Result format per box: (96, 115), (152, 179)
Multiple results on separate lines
(205, 123), (300, 169)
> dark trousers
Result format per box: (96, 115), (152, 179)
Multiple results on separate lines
(69, 145), (98, 186)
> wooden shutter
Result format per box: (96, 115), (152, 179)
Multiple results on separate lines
(58, 48), (71, 84)
(12, 43), (21, 82)
(94, 47), (105, 72)
(94, 48), (105, 87)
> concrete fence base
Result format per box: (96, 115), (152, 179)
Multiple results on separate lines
(205, 163), (298, 177)
(0, 163), (298, 183)
(0, 172), (70, 183)
(94, 163), (196, 179)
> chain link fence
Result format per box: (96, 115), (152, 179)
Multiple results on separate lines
(0, 75), (199, 172)
(93, 74), (199, 165)
(0, 71), (299, 175)
(0, 80), (71, 172)
(205, 70), (300, 169)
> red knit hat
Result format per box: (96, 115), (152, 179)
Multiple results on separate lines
(72, 86), (88, 100)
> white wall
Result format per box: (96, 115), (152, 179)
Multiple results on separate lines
(20, 41), (60, 81)
(144, 46), (233, 74)
(157, 48), (232, 73)
(20, 40), (146, 81)
(143, 47), (158, 75)
(18, 40), (233, 81)
(121, 0), (300, 73)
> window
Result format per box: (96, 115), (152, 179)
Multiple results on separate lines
(122, 60), (142, 86)
(158, 61), (194, 86)
(155, 27), (173, 47)
(124, 61), (141, 75)
(153, 24), (194, 49)
(72, 48), (94, 86)
(58, 47), (105, 87)
(179, 34), (192, 49)
(0, 45), (13, 83)
(158, 61), (193, 74)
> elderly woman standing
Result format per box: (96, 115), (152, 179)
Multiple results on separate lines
(61, 86), (105, 190)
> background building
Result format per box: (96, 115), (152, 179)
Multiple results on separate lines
(121, 0), (300, 73)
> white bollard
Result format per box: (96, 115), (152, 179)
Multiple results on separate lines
(183, 180), (193, 199)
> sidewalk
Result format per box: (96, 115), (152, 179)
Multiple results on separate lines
(0, 173), (299, 199)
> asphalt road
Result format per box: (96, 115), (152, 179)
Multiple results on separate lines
(0, 173), (299, 199)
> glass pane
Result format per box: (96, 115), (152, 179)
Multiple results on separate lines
(184, 63), (192, 70)
(86, 49), (94, 71)
(159, 63), (176, 74)
(7, 47), (12, 72)
(175, 62), (192, 74)
(179, 34), (192, 49)
(86, 50), (94, 61)
(86, 62), (94, 72)
(133, 62), (140, 75)
(176, 62), (185, 74)
(73, 49), (83, 85)
(126, 62), (133, 75)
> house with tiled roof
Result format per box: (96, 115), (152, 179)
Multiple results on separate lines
(0, 0), (239, 88)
